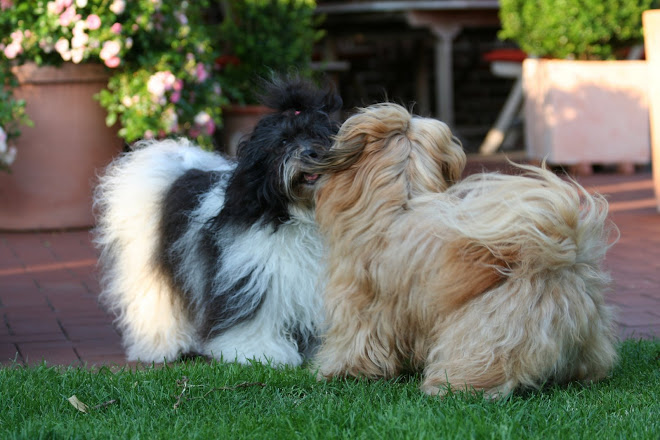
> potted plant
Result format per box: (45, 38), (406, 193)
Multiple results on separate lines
(0, 0), (227, 229)
(498, 0), (658, 174)
(217, 0), (323, 155)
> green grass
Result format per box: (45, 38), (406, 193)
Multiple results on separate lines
(1, 339), (658, 440)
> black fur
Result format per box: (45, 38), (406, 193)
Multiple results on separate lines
(158, 168), (228, 288)
(158, 76), (341, 343)
(214, 76), (342, 229)
(158, 168), (265, 339)
(200, 269), (263, 338)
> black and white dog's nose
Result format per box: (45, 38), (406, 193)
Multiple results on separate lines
(302, 149), (319, 160)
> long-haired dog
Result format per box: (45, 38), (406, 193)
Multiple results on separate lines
(310, 103), (618, 397)
(93, 77), (342, 365)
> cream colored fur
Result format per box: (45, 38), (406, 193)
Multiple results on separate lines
(312, 103), (618, 398)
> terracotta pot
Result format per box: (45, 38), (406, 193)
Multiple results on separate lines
(522, 58), (651, 168)
(221, 105), (273, 156)
(0, 63), (123, 230)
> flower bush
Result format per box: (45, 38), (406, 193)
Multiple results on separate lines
(0, 0), (227, 170)
(0, 63), (31, 171)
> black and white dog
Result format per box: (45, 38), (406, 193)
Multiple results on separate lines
(94, 77), (342, 365)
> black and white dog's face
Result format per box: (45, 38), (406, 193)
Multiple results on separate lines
(220, 77), (342, 227)
(243, 107), (338, 202)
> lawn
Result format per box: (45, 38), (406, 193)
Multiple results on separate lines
(1, 339), (658, 440)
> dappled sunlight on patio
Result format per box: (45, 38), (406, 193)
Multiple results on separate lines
(0, 259), (96, 278)
(586, 178), (654, 195)
(608, 198), (658, 213)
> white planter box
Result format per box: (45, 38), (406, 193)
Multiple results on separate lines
(522, 58), (651, 166)
(643, 9), (660, 212)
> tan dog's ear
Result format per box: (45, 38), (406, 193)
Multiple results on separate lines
(313, 130), (366, 173)
(310, 103), (413, 173)
(404, 115), (466, 194)
(440, 134), (466, 186)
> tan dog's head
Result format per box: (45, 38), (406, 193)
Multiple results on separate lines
(309, 103), (465, 223)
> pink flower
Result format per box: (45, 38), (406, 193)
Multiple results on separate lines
(59, 6), (80, 27)
(170, 91), (181, 103)
(205, 120), (215, 136)
(71, 47), (84, 63)
(73, 20), (86, 35)
(109, 0), (125, 14)
(4, 42), (22, 59)
(54, 38), (70, 55)
(1, 0), (13, 11)
(195, 63), (209, 83)
(194, 111), (211, 126)
(48, 0), (72, 15)
(100, 40), (121, 60)
(110, 22), (122, 34)
(104, 56), (120, 68)
(147, 71), (177, 100)
(71, 31), (88, 49)
(10, 30), (24, 43)
(86, 14), (101, 30)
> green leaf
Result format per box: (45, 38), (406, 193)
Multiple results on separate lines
(105, 112), (117, 127)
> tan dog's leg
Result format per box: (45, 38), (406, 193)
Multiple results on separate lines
(315, 287), (401, 380)
(421, 325), (515, 399)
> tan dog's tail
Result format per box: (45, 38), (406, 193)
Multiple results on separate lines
(439, 163), (616, 277)
(426, 164), (619, 387)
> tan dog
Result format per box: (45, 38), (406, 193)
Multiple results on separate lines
(311, 103), (618, 398)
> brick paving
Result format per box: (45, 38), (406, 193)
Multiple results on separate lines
(1, 163), (659, 368)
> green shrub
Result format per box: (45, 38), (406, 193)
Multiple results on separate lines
(218, 0), (323, 104)
(498, 0), (658, 60)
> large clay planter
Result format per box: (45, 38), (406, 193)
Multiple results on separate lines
(643, 9), (660, 212)
(221, 105), (273, 156)
(522, 58), (651, 169)
(0, 63), (123, 230)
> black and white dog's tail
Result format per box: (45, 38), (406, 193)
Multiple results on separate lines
(93, 138), (234, 361)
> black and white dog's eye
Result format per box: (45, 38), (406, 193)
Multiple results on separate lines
(281, 139), (288, 146)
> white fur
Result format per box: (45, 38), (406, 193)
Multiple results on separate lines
(94, 139), (324, 365)
(204, 220), (324, 365)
